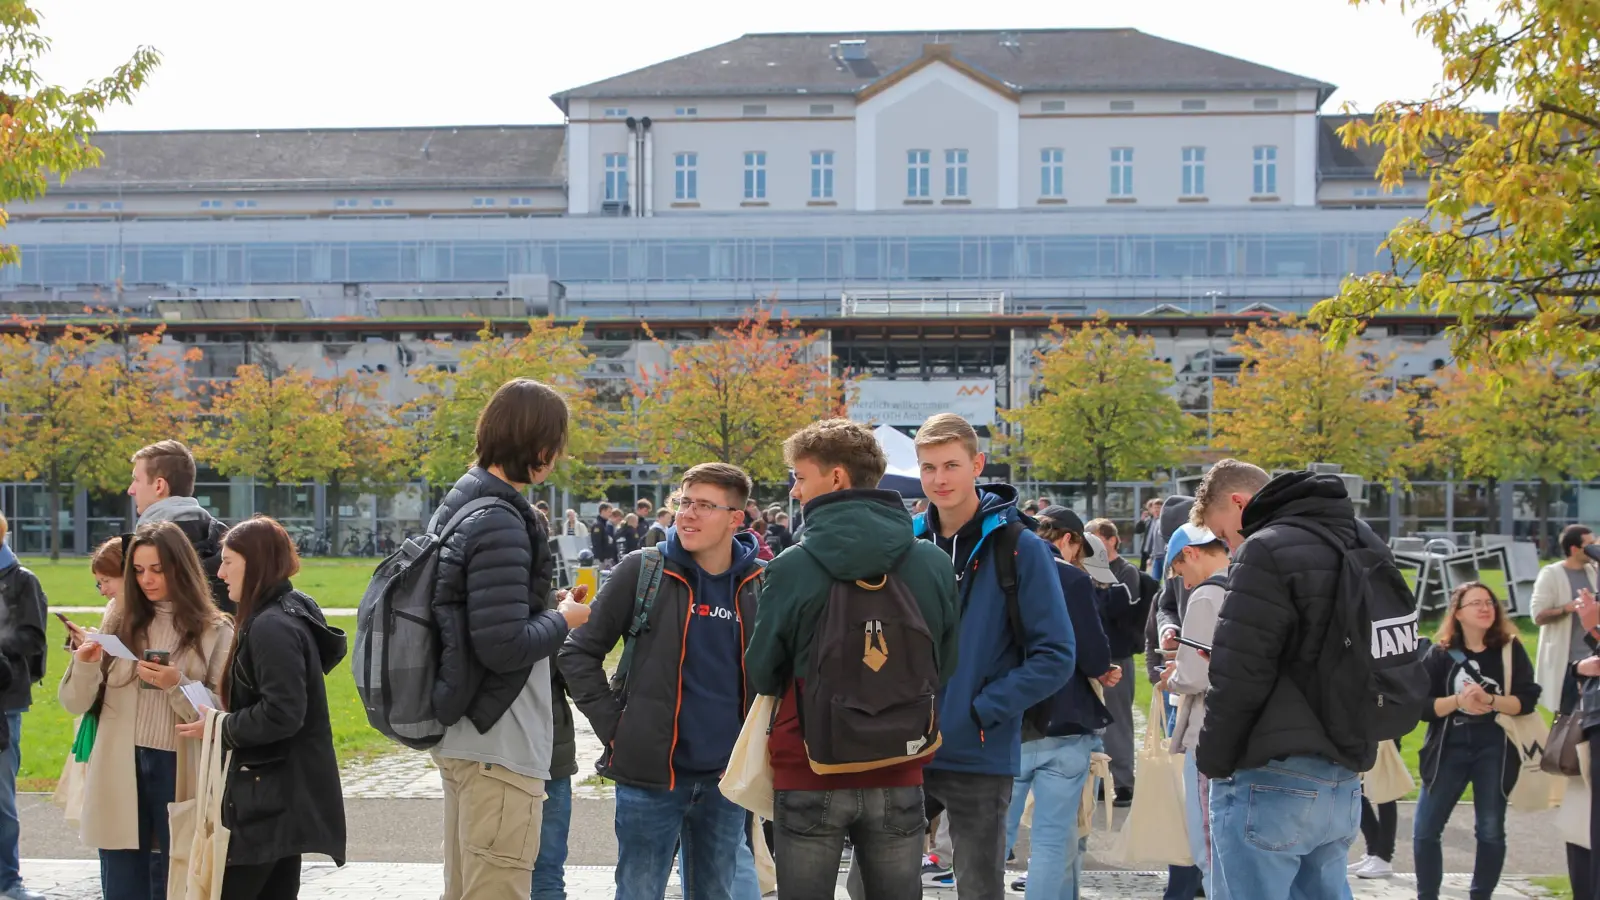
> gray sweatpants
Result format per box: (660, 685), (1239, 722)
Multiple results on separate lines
(1103, 655), (1136, 792)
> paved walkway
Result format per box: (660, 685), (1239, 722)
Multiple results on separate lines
(15, 859), (1557, 899)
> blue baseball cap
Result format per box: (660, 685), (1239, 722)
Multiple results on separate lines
(1165, 522), (1224, 573)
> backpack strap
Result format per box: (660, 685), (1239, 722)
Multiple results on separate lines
(615, 547), (667, 687)
(993, 520), (1027, 651)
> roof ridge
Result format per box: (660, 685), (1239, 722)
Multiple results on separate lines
(92, 124), (565, 138)
(741, 27), (1137, 38)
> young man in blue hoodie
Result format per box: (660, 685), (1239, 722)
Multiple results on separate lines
(911, 414), (1075, 900)
(560, 463), (766, 900)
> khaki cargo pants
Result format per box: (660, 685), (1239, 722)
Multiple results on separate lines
(436, 755), (547, 900)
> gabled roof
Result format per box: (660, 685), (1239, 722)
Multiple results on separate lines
(52, 125), (567, 194)
(551, 29), (1336, 111)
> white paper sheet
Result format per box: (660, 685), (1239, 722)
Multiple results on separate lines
(86, 633), (138, 661)
(179, 682), (217, 713)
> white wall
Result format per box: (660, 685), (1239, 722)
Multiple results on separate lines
(863, 64), (1013, 211)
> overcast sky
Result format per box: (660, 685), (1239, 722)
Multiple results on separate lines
(32, 0), (1463, 132)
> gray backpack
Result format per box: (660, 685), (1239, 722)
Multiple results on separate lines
(353, 497), (515, 750)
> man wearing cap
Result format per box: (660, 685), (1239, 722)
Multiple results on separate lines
(1157, 523), (1231, 898)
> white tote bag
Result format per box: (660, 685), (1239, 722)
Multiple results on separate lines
(173, 708), (233, 900)
(720, 694), (778, 821)
(1111, 695), (1194, 867)
(1361, 740), (1415, 805)
(1498, 642), (1558, 811)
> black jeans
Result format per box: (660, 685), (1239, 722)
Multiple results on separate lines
(221, 855), (302, 900)
(1414, 723), (1508, 900)
(1359, 797), (1397, 861)
(775, 787), (924, 900)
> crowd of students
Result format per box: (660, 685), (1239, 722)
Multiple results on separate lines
(2, 377), (1598, 900)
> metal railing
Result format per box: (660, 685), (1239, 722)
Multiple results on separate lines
(840, 289), (1009, 317)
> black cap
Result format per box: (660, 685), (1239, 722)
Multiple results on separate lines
(1038, 505), (1085, 533)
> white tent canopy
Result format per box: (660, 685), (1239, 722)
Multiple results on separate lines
(874, 424), (925, 499)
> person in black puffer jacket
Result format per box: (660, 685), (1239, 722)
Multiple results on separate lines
(1191, 461), (1381, 899)
(429, 378), (591, 900)
(187, 516), (347, 899)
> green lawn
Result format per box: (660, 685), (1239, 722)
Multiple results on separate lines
(17, 557), (387, 792)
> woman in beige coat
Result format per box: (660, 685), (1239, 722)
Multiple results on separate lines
(59, 522), (233, 900)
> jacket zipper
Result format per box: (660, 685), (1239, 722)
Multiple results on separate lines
(664, 570), (695, 793)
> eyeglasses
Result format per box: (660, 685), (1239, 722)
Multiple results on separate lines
(675, 498), (740, 517)
(1459, 598), (1498, 610)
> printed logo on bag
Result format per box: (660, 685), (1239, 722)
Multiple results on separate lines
(863, 620), (888, 672)
(1371, 610), (1420, 659)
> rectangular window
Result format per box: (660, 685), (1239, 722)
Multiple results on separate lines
(604, 153), (629, 202)
(233, 199), (258, 209)
(1040, 100), (1066, 113)
(100, 201), (122, 210)
(1110, 147), (1134, 196)
(471, 197), (497, 207)
(200, 200), (223, 209)
(335, 198), (359, 208)
(674, 106), (698, 116)
(742, 104), (767, 117)
(1181, 146), (1206, 196)
(810, 150), (835, 199)
(1253, 145), (1278, 195)
(1040, 148), (1064, 197)
(906, 150), (930, 197)
(508, 197), (533, 207)
(1253, 98), (1280, 110)
(603, 107), (627, 118)
(1181, 99), (1207, 111)
(944, 149), (968, 198)
(1110, 100), (1135, 112)
(674, 152), (698, 201)
(743, 151), (766, 200)
(65, 201), (89, 211)
(809, 103), (835, 115)
(372, 198), (395, 208)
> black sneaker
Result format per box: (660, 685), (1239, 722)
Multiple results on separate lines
(1114, 786), (1134, 808)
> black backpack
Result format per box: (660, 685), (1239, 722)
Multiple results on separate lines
(1278, 516), (1427, 754)
(993, 521), (1061, 734)
(175, 514), (234, 615)
(798, 546), (941, 774)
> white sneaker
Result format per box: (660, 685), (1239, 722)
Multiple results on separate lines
(1353, 856), (1393, 879)
(1347, 854), (1371, 872)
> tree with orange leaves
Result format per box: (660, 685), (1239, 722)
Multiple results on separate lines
(626, 307), (855, 483)
(199, 365), (349, 517)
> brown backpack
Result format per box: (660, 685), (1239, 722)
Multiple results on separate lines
(798, 548), (942, 774)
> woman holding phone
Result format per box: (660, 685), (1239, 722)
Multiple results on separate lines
(59, 522), (234, 900)
(175, 516), (347, 899)
(1413, 581), (1540, 900)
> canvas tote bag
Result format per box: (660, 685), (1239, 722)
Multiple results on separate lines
(1498, 641), (1558, 811)
(720, 694), (779, 821)
(171, 708), (232, 900)
(1111, 694), (1193, 867)
(1361, 739), (1415, 805)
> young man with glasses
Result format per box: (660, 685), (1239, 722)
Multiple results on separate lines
(560, 463), (767, 900)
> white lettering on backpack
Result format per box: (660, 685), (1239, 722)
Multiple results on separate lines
(1371, 611), (1420, 659)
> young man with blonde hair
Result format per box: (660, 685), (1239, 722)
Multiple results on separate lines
(0, 512), (46, 900)
(127, 440), (232, 612)
(909, 413), (1073, 900)
(749, 418), (959, 899)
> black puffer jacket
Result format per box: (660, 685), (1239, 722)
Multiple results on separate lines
(222, 583), (348, 866)
(1196, 471), (1381, 779)
(431, 467), (566, 733)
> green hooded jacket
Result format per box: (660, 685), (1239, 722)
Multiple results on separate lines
(746, 489), (960, 695)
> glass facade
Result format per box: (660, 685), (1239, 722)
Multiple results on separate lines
(3, 231), (1393, 288)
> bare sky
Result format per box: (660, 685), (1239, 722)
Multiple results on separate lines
(33, 0), (1459, 132)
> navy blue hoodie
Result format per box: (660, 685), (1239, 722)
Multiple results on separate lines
(914, 484), (1075, 776)
(1024, 545), (1114, 740)
(663, 528), (762, 778)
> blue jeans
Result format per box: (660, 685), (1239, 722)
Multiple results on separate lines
(679, 819), (760, 900)
(0, 711), (21, 892)
(1414, 723), (1509, 900)
(615, 779), (745, 900)
(1207, 754), (1359, 900)
(531, 776), (572, 900)
(1005, 734), (1101, 900)
(100, 747), (179, 900)
(1182, 753), (1211, 896)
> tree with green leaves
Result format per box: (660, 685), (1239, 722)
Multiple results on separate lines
(318, 369), (402, 552)
(0, 4), (159, 264)
(1212, 320), (1414, 479)
(406, 319), (608, 493)
(1004, 317), (1193, 516)
(199, 365), (349, 515)
(1314, 0), (1600, 373)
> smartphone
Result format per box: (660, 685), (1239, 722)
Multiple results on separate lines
(1175, 636), (1212, 654)
(141, 649), (171, 689)
(56, 612), (80, 650)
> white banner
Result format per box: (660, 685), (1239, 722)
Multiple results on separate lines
(848, 378), (996, 427)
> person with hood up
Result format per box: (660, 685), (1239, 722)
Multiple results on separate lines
(561, 463), (767, 900)
(909, 414), (1073, 900)
(177, 516), (348, 899)
(748, 419), (959, 900)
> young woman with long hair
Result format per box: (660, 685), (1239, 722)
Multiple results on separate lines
(175, 516), (347, 899)
(59, 522), (233, 900)
(1413, 581), (1540, 900)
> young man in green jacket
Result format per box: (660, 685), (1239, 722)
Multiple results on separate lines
(746, 418), (960, 900)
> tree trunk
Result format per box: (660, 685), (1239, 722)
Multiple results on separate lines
(1536, 478), (1551, 556)
(1084, 479), (1096, 517)
(1486, 476), (1501, 535)
(1095, 475), (1108, 522)
(328, 475), (341, 560)
(48, 473), (63, 562)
